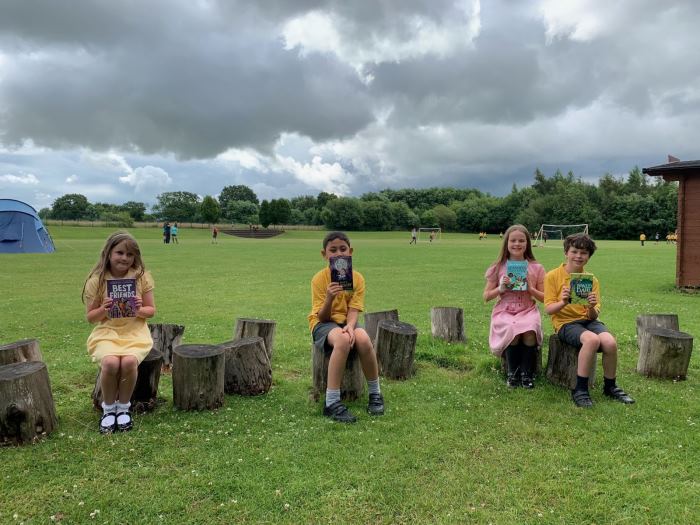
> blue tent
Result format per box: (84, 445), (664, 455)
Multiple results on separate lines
(0, 199), (56, 253)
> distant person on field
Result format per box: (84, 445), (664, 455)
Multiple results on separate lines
(410, 227), (417, 245)
(639, 232), (646, 246)
(429, 230), (436, 243)
(82, 232), (156, 433)
(484, 225), (544, 388)
(544, 233), (634, 408)
(654, 232), (660, 244)
(308, 231), (384, 423)
(171, 223), (179, 244)
(212, 226), (218, 244)
(163, 222), (171, 244)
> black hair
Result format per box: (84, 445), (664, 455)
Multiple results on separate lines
(322, 231), (351, 249)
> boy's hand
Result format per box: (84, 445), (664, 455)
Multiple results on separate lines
(325, 282), (344, 300)
(342, 325), (356, 346)
(561, 286), (571, 303)
(586, 292), (598, 308)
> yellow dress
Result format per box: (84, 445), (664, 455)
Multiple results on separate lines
(85, 270), (154, 365)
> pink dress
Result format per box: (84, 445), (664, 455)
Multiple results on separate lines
(485, 261), (544, 356)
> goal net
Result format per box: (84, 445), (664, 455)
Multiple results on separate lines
(534, 224), (588, 247)
(418, 227), (442, 242)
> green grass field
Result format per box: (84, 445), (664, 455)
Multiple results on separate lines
(1, 227), (698, 524)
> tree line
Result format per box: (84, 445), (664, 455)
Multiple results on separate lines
(40, 168), (677, 239)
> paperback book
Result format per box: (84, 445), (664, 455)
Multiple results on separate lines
(107, 278), (137, 318)
(569, 273), (594, 305)
(329, 255), (353, 291)
(506, 260), (528, 291)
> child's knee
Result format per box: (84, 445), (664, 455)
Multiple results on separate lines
(121, 356), (139, 372)
(580, 331), (601, 349)
(101, 356), (120, 373)
(354, 329), (372, 348)
(599, 333), (617, 352)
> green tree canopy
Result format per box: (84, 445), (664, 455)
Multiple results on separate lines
(226, 200), (259, 225)
(200, 195), (221, 224)
(321, 197), (363, 230)
(120, 201), (147, 221)
(153, 192), (200, 221)
(51, 194), (90, 220)
(219, 185), (259, 210)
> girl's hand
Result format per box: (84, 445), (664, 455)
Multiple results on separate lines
(498, 275), (510, 293)
(102, 297), (114, 312)
(561, 286), (571, 303)
(134, 296), (143, 309)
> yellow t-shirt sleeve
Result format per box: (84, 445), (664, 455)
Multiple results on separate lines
(348, 273), (365, 312)
(139, 271), (155, 294)
(544, 270), (560, 306)
(308, 271), (328, 330)
(83, 275), (100, 304)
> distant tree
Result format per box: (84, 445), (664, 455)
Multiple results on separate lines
(259, 200), (272, 228)
(431, 204), (457, 231)
(389, 201), (418, 230)
(120, 201), (147, 221)
(38, 208), (51, 220)
(200, 195), (221, 224)
(289, 209), (305, 224)
(316, 191), (338, 210)
(361, 200), (394, 230)
(51, 194), (90, 220)
(101, 211), (134, 228)
(226, 200), (259, 225)
(269, 198), (292, 226)
(219, 185), (258, 211)
(153, 192), (200, 221)
(290, 195), (317, 212)
(321, 197), (363, 230)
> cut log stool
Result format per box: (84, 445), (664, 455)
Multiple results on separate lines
(637, 327), (693, 380)
(0, 361), (58, 445)
(0, 339), (43, 367)
(431, 307), (466, 343)
(545, 334), (595, 390)
(91, 347), (164, 412)
(376, 320), (418, 380)
(149, 323), (185, 370)
(311, 344), (364, 402)
(364, 309), (399, 346)
(172, 344), (225, 411)
(234, 318), (277, 361)
(500, 347), (543, 375)
(636, 314), (679, 352)
(220, 337), (272, 395)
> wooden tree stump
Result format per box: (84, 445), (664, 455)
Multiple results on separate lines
(172, 344), (225, 411)
(149, 323), (185, 370)
(311, 345), (364, 402)
(500, 347), (543, 375)
(636, 314), (679, 352)
(545, 334), (595, 389)
(364, 309), (399, 346)
(376, 320), (418, 380)
(234, 318), (277, 361)
(431, 307), (466, 343)
(637, 327), (693, 380)
(91, 348), (164, 412)
(220, 337), (272, 395)
(0, 339), (43, 367)
(0, 361), (57, 445)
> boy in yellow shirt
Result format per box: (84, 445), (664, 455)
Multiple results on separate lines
(544, 233), (634, 408)
(308, 231), (384, 423)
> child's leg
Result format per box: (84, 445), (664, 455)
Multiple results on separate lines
(326, 328), (352, 390)
(117, 356), (139, 403)
(577, 331), (600, 378)
(519, 331), (538, 389)
(598, 332), (617, 379)
(100, 355), (121, 404)
(353, 328), (379, 380)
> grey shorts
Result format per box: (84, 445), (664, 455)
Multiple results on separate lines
(558, 320), (609, 349)
(312, 322), (365, 354)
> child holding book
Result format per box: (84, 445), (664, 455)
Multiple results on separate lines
(82, 232), (156, 433)
(544, 233), (634, 408)
(308, 231), (384, 423)
(483, 225), (545, 388)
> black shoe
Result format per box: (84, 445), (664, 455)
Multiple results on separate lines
(604, 386), (635, 404)
(504, 346), (521, 388)
(520, 373), (534, 389)
(507, 374), (521, 388)
(571, 389), (593, 408)
(99, 412), (117, 434)
(323, 401), (357, 423)
(367, 393), (385, 416)
(520, 345), (536, 389)
(116, 411), (133, 432)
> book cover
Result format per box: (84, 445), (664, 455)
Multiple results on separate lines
(506, 260), (528, 291)
(107, 278), (137, 318)
(329, 255), (353, 291)
(569, 273), (594, 305)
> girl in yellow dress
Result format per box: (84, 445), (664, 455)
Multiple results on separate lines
(82, 232), (156, 433)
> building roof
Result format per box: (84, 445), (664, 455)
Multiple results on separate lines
(643, 160), (700, 177)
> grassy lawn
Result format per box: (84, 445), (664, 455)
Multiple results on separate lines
(1, 227), (698, 524)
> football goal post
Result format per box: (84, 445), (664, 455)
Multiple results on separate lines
(417, 227), (442, 242)
(534, 224), (588, 247)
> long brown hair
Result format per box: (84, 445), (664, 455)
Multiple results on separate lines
(81, 231), (145, 303)
(490, 224), (536, 267)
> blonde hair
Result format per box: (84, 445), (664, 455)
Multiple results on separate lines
(490, 224), (536, 267)
(82, 231), (145, 303)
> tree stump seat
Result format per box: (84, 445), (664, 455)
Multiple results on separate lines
(311, 344), (364, 402)
(91, 347), (164, 413)
(148, 323), (185, 371)
(363, 309), (399, 346)
(172, 344), (225, 411)
(545, 334), (595, 390)
(636, 314), (679, 352)
(220, 337), (272, 395)
(637, 327), (693, 380)
(0, 339), (43, 367)
(431, 307), (466, 343)
(0, 361), (58, 445)
(376, 320), (418, 380)
(234, 318), (277, 360)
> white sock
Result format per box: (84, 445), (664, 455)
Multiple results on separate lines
(116, 402), (131, 425)
(101, 402), (116, 428)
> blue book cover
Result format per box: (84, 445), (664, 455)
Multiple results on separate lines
(506, 260), (528, 291)
(569, 273), (594, 305)
(107, 278), (137, 318)
(329, 255), (353, 291)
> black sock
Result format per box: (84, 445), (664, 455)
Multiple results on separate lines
(575, 375), (589, 392)
(604, 377), (616, 392)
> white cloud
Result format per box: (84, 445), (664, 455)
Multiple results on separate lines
(119, 165), (172, 192)
(538, 0), (634, 43)
(217, 148), (269, 172)
(0, 173), (39, 185)
(65, 174), (78, 183)
(275, 155), (351, 195)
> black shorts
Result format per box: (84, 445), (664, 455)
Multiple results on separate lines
(558, 320), (609, 349)
(312, 322), (366, 354)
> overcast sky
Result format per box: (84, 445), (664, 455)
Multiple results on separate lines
(1, 0), (698, 211)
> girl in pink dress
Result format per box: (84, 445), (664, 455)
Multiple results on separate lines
(483, 225), (545, 388)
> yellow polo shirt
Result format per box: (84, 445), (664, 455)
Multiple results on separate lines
(308, 267), (366, 332)
(544, 264), (601, 333)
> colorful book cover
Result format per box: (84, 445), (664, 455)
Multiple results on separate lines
(329, 255), (353, 291)
(506, 260), (528, 291)
(569, 273), (594, 305)
(107, 278), (137, 318)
